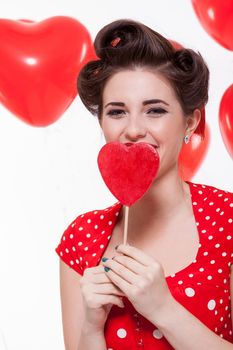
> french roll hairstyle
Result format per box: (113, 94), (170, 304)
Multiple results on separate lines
(77, 19), (209, 138)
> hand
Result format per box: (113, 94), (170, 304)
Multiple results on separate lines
(101, 243), (172, 322)
(80, 264), (125, 333)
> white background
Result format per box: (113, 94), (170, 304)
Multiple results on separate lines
(0, 1), (232, 349)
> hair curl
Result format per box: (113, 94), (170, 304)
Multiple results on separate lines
(77, 19), (209, 138)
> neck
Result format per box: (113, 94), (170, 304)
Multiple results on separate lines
(118, 169), (192, 241)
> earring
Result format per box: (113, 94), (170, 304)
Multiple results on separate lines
(184, 135), (189, 144)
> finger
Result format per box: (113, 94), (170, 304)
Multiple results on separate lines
(112, 254), (145, 275)
(103, 267), (132, 296)
(116, 244), (155, 265)
(103, 258), (139, 285)
(94, 282), (125, 296)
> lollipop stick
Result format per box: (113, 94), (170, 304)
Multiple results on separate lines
(123, 205), (129, 245)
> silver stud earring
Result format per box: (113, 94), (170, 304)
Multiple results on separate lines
(184, 135), (189, 144)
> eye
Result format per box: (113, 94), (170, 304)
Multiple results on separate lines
(106, 109), (126, 118)
(147, 108), (167, 116)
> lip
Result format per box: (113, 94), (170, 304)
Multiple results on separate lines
(124, 142), (158, 149)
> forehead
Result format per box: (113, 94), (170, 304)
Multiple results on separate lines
(102, 68), (177, 102)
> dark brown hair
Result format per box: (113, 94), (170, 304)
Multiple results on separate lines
(77, 19), (209, 138)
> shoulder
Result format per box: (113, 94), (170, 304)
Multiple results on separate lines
(189, 181), (233, 204)
(55, 201), (123, 274)
(189, 181), (233, 223)
(67, 201), (123, 233)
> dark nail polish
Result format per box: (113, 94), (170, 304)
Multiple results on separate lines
(101, 257), (108, 262)
(104, 266), (110, 272)
(115, 245), (119, 250)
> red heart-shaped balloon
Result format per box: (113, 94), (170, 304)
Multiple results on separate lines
(97, 142), (160, 206)
(178, 123), (210, 180)
(219, 84), (233, 159)
(0, 16), (95, 126)
(192, 0), (233, 51)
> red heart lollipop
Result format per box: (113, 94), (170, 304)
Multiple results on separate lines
(97, 142), (160, 206)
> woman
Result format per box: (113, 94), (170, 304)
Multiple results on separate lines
(55, 19), (233, 350)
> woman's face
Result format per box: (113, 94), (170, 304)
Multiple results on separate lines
(99, 68), (200, 178)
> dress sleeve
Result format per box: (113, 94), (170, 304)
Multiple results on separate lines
(55, 215), (84, 275)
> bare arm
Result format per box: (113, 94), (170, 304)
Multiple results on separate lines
(148, 267), (233, 350)
(59, 261), (107, 350)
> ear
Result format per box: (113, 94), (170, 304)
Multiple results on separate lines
(185, 109), (202, 136)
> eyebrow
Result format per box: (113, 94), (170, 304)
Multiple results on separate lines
(104, 99), (169, 108)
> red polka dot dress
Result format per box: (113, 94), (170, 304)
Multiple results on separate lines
(55, 181), (233, 349)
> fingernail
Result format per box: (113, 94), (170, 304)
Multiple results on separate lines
(104, 266), (110, 272)
(101, 257), (108, 262)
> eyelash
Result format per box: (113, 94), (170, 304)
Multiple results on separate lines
(106, 108), (167, 117)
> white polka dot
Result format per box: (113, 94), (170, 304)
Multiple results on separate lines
(189, 274), (194, 278)
(70, 260), (74, 265)
(210, 260), (215, 264)
(117, 328), (127, 338)
(193, 202), (197, 205)
(203, 252), (208, 256)
(108, 221), (113, 225)
(84, 247), (88, 251)
(218, 269), (223, 273)
(94, 225), (98, 229)
(219, 227), (224, 232)
(222, 252), (227, 257)
(72, 246), (76, 251)
(115, 212), (119, 216)
(93, 239), (97, 243)
(207, 275), (212, 280)
(212, 221), (216, 226)
(227, 236), (232, 240)
(92, 253), (96, 257)
(218, 193), (223, 197)
(185, 288), (195, 297)
(216, 208), (220, 212)
(228, 219), (233, 223)
(198, 190), (203, 194)
(69, 234), (74, 239)
(60, 251), (63, 256)
(230, 203), (233, 208)
(178, 280), (183, 285)
(208, 300), (216, 310)
(220, 211), (224, 216)
(86, 233), (91, 238)
(205, 216), (210, 220)
(215, 243), (220, 248)
(75, 259), (79, 264)
(78, 227), (83, 231)
(208, 235), (213, 240)
(87, 219), (91, 224)
(100, 215), (104, 219)
(65, 248), (69, 253)
(199, 268), (204, 272)
(78, 242), (83, 246)
(62, 236), (66, 241)
(198, 208), (203, 212)
(94, 211), (98, 214)
(153, 329), (163, 339)
(209, 202), (214, 206)
(101, 230), (105, 234)
(202, 230), (207, 233)
(100, 244), (105, 249)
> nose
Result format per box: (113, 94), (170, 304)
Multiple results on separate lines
(124, 115), (147, 142)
